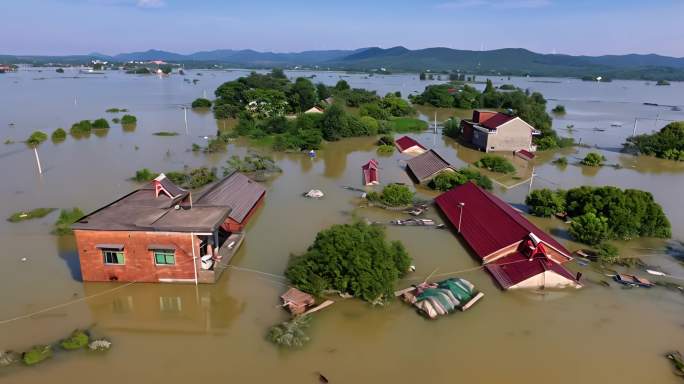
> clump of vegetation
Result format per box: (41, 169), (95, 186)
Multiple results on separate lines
(120, 114), (137, 125)
(53, 208), (85, 235)
(0, 350), (20, 367)
(595, 243), (619, 265)
(625, 121), (684, 161)
(105, 108), (128, 113)
(656, 79), (671, 86)
(112, 117), (121, 124)
(366, 184), (414, 207)
(26, 131), (48, 147)
(70, 120), (92, 137)
(442, 117), (461, 139)
(60, 330), (89, 351)
(166, 167), (216, 189)
(126, 67), (151, 74)
(552, 105), (566, 114)
(191, 98), (212, 108)
(133, 168), (157, 182)
(527, 186), (671, 245)
(581, 152), (606, 167)
(499, 84), (516, 90)
(377, 144), (395, 155)
(22, 345), (52, 366)
(56, 68), (64, 73)
(223, 154), (281, 175)
(285, 221), (411, 302)
(8, 208), (57, 223)
(525, 189), (565, 217)
(152, 131), (179, 136)
(267, 315), (311, 348)
(51, 128), (67, 143)
(474, 155), (516, 174)
(552, 156), (568, 166)
(377, 135), (394, 146)
(4, 139), (14, 145)
(91, 118), (110, 129)
(430, 168), (492, 191)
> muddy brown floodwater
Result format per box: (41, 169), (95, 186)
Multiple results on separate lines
(1, 68), (684, 383)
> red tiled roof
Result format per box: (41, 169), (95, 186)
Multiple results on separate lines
(434, 182), (571, 260)
(481, 113), (515, 129)
(395, 136), (426, 152)
(362, 159), (379, 185)
(485, 252), (578, 289)
(515, 149), (535, 160)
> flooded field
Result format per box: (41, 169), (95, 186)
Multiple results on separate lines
(1, 68), (684, 383)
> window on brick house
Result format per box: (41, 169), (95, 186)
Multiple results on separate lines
(103, 248), (125, 265)
(153, 249), (175, 265)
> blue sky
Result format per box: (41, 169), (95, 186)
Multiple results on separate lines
(4, 0), (684, 56)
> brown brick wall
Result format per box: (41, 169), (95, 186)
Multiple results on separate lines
(74, 230), (201, 283)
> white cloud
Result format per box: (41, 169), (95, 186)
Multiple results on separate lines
(136, 0), (165, 8)
(436, 0), (550, 10)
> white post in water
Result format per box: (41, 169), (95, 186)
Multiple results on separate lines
(184, 107), (188, 135)
(528, 166), (536, 196)
(434, 112), (437, 134)
(33, 147), (43, 175)
(632, 118), (638, 137)
(191, 233), (198, 286)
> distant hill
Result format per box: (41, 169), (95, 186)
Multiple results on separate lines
(2, 47), (684, 81)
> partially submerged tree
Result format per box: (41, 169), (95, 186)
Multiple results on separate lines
(581, 152), (606, 167)
(267, 315), (311, 348)
(474, 155), (516, 174)
(366, 184), (414, 207)
(285, 221), (411, 302)
(26, 131), (48, 147)
(191, 98), (212, 108)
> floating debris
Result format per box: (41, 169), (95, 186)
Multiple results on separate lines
(0, 350), (20, 367)
(613, 274), (654, 288)
(390, 218), (436, 226)
(304, 189), (324, 199)
(398, 278), (484, 319)
(88, 339), (112, 352)
(666, 351), (684, 377)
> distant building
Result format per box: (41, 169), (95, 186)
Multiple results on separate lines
(395, 135), (427, 155)
(73, 172), (266, 284)
(435, 182), (581, 290)
(362, 159), (379, 185)
(304, 106), (325, 114)
(460, 110), (539, 152)
(405, 149), (456, 185)
(0, 64), (15, 73)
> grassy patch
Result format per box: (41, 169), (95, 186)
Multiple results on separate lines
(132, 168), (157, 182)
(22, 345), (52, 366)
(105, 108), (128, 113)
(8, 208), (57, 222)
(389, 117), (428, 133)
(53, 208), (85, 235)
(60, 330), (89, 350)
(377, 144), (395, 155)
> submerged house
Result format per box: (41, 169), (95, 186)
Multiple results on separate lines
(72, 172), (266, 284)
(405, 149), (456, 185)
(460, 110), (539, 153)
(362, 159), (379, 185)
(435, 182), (581, 290)
(395, 136), (427, 155)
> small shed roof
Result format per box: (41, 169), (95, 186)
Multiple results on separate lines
(395, 136), (426, 152)
(405, 149), (453, 181)
(281, 287), (315, 305)
(362, 159), (379, 185)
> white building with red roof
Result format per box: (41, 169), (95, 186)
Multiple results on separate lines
(394, 136), (427, 155)
(435, 182), (581, 290)
(460, 110), (540, 153)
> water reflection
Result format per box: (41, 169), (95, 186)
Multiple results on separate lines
(56, 235), (81, 281)
(84, 281), (244, 334)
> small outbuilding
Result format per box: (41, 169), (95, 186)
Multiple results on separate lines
(405, 149), (456, 185)
(395, 136), (427, 155)
(362, 159), (379, 185)
(280, 287), (315, 315)
(304, 106), (325, 114)
(435, 182), (581, 290)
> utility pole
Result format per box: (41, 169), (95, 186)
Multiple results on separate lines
(654, 112), (660, 129)
(191, 233), (198, 286)
(183, 107), (188, 135)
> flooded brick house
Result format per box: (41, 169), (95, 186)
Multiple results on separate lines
(460, 110), (540, 152)
(72, 172), (265, 284)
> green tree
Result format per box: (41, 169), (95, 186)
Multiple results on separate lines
(625, 121), (684, 161)
(288, 77), (317, 112)
(569, 212), (610, 245)
(474, 155), (516, 174)
(442, 118), (461, 139)
(120, 115), (137, 125)
(334, 79), (350, 91)
(320, 104), (347, 141)
(316, 83), (331, 100)
(92, 118), (110, 129)
(581, 152), (606, 167)
(285, 222), (412, 302)
(366, 184), (414, 206)
(51, 128), (67, 143)
(26, 131), (48, 147)
(191, 98), (212, 108)
(525, 189), (566, 217)
(595, 243), (619, 264)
